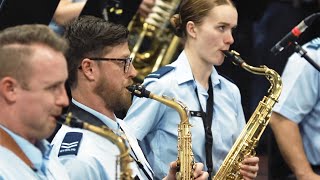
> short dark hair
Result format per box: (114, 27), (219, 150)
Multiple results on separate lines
(0, 24), (68, 88)
(64, 15), (129, 88)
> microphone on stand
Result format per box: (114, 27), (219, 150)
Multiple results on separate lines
(270, 12), (320, 55)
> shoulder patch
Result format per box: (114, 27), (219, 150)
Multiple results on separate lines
(58, 132), (83, 157)
(145, 66), (174, 79)
(307, 37), (320, 50)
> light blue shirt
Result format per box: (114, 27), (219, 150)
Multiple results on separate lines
(124, 51), (246, 178)
(51, 99), (153, 180)
(0, 126), (69, 180)
(273, 37), (320, 165)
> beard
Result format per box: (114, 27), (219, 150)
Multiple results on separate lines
(93, 76), (132, 113)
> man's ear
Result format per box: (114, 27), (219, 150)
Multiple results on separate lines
(0, 77), (18, 103)
(80, 58), (96, 81)
(186, 21), (197, 39)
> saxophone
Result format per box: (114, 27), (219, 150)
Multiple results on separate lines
(58, 113), (133, 180)
(212, 50), (282, 180)
(127, 84), (195, 179)
(128, 0), (182, 83)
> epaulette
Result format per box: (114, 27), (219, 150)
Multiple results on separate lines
(307, 37), (320, 50)
(218, 72), (235, 85)
(58, 132), (83, 157)
(145, 66), (174, 79)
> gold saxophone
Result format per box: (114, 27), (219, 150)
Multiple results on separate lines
(127, 85), (195, 179)
(58, 113), (133, 180)
(212, 50), (282, 180)
(128, 0), (182, 83)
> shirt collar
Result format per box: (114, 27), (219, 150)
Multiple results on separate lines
(173, 51), (222, 89)
(0, 125), (51, 172)
(71, 98), (120, 132)
(172, 51), (194, 85)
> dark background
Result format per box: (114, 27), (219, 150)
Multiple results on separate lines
(1, 0), (319, 179)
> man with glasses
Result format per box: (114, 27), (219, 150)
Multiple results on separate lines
(50, 15), (208, 180)
(78, 57), (133, 73)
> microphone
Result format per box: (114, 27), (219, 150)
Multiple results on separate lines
(270, 12), (320, 55)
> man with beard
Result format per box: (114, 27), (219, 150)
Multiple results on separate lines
(50, 15), (208, 180)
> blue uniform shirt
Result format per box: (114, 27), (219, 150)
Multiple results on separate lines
(51, 99), (153, 180)
(0, 126), (69, 179)
(273, 37), (320, 165)
(124, 51), (246, 178)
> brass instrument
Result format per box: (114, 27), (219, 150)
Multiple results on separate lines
(128, 0), (182, 83)
(127, 85), (194, 179)
(212, 50), (282, 180)
(58, 113), (133, 180)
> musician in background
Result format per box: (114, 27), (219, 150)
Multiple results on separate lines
(0, 24), (70, 179)
(137, 0), (155, 18)
(270, 37), (320, 180)
(49, 0), (87, 35)
(124, 0), (260, 179)
(49, 0), (155, 35)
(50, 15), (208, 180)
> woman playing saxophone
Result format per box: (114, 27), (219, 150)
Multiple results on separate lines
(124, 0), (259, 179)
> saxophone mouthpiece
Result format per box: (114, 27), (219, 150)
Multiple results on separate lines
(126, 84), (151, 98)
(221, 50), (233, 58)
(222, 50), (245, 66)
(57, 114), (67, 125)
(58, 112), (85, 128)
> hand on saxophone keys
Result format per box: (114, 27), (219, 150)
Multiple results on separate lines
(239, 156), (260, 180)
(163, 161), (209, 180)
(191, 162), (209, 180)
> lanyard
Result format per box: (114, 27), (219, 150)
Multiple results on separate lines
(194, 77), (214, 178)
(130, 147), (153, 180)
(119, 127), (153, 180)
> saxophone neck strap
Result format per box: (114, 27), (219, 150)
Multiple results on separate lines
(119, 126), (153, 180)
(194, 77), (214, 178)
(189, 111), (203, 117)
(0, 127), (36, 171)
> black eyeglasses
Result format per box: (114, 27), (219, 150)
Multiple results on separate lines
(87, 57), (133, 73)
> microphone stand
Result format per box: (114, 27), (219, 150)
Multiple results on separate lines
(293, 41), (320, 72)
